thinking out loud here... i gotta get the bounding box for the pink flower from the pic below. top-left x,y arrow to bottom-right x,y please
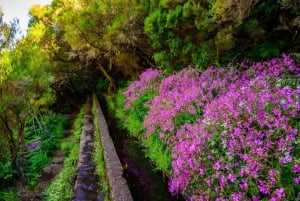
231,191 -> 243,201
292,165 -> 300,173
294,178 -> 300,184
275,188 -> 284,199
258,180 -> 270,195
213,161 -> 221,170
228,173 -> 236,182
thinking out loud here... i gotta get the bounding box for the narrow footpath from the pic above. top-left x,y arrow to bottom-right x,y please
20,111 -> 78,201
73,98 -> 102,201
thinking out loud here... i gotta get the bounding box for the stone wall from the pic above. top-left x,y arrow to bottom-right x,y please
93,94 -> 133,201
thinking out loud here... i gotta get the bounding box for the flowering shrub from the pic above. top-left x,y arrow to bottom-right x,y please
119,54 -> 300,200
171,80 -> 300,200
123,68 -> 162,110
121,68 -> 173,172
143,67 -> 240,147
120,68 -> 162,137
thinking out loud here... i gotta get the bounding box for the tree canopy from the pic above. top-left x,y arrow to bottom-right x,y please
143,0 -> 300,71
29,0 -> 154,92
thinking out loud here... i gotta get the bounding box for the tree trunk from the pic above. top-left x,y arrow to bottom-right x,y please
0,114 -> 17,169
96,63 -> 116,93
0,114 -> 26,185
16,120 -> 25,186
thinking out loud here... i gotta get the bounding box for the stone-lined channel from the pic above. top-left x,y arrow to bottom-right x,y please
99,95 -> 185,201
93,94 -> 133,201
74,95 -> 184,201
73,98 -> 102,201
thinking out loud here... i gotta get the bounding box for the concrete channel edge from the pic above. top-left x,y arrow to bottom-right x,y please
93,94 -> 133,201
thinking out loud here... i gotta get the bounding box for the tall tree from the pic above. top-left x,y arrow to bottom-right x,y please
29,0 -> 154,93
0,23 -> 55,185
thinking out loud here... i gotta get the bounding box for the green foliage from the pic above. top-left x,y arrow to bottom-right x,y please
43,162 -> 76,201
192,41 -> 217,71
0,161 -> 15,185
111,89 -> 156,137
0,141 -> 14,187
143,133 -> 172,173
24,114 -> 67,150
107,86 -> 172,173
126,92 -> 154,137
144,0 -> 217,69
246,42 -> 281,59
0,189 -> 19,201
106,89 -> 126,128
280,74 -> 300,89
29,0 -> 153,93
43,105 -> 86,201
0,10 -> 19,50
153,51 -> 172,71
0,22 -> 55,187
143,0 -> 300,70
96,77 -> 109,94
60,140 -> 72,155
24,152 -> 50,187
23,113 -> 68,187
173,109 -> 201,130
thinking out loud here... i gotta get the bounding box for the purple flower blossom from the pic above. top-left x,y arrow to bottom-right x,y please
26,140 -> 41,150
293,165 -> 300,173
239,180 -> 248,191
275,188 -> 284,199
258,180 -> 270,195
228,173 -> 236,182
268,170 -> 278,185
220,174 -> 227,188
213,160 -> 221,170
231,191 -> 243,201
252,195 -> 261,201
294,178 -> 300,184
206,178 -> 212,186
123,68 -> 162,109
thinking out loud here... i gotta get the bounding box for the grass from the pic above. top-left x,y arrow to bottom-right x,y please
0,188 -> 19,201
43,105 -> 86,201
143,132 -> 172,173
92,96 -> 110,201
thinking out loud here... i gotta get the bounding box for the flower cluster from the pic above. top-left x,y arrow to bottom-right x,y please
171,79 -> 300,200
143,67 -> 240,146
123,68 -> 162,110
122,55 -> 300,200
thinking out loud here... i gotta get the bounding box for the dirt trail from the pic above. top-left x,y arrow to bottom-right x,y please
19,111 -> 78,201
